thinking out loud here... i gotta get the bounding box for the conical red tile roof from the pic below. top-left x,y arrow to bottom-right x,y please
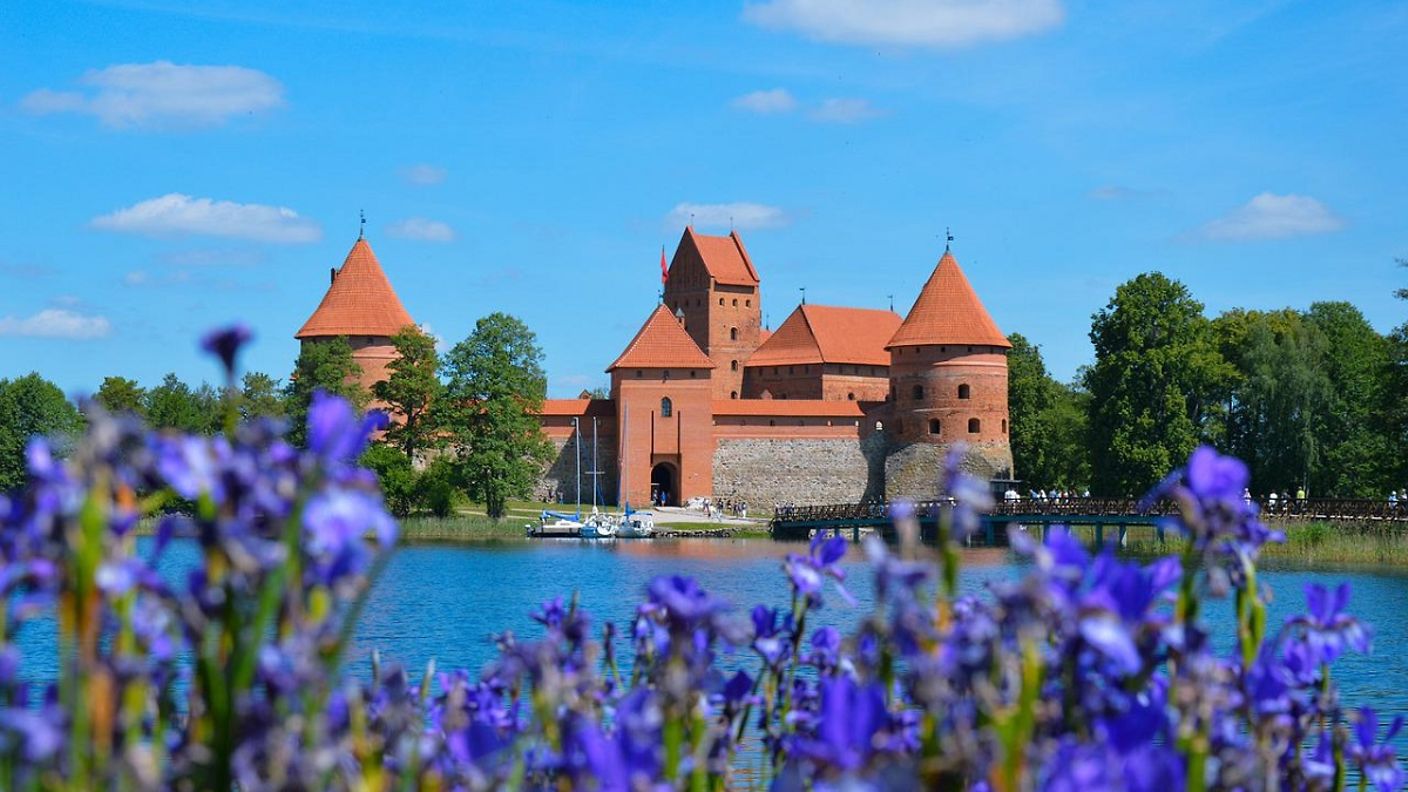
607,304 -> 716,371
887,250 -> 1010,349
296,238 -> 415,339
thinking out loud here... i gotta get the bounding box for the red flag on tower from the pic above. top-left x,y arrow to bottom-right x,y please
660,246 -> 668,286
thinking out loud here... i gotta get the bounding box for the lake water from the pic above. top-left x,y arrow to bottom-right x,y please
16,538 -> 1408,751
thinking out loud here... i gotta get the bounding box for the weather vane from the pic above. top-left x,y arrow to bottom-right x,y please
799,286 -> 807,305
359,209 -> 366,240
945,226 -> 954,251
887,293 -> 894,312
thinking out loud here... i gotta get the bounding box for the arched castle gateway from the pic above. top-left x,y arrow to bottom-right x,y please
299,229 -> 1013,507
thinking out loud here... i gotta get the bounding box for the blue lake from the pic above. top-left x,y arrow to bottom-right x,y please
17,538 -> 1408,746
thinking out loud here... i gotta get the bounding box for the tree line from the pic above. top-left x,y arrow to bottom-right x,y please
0,312 -> 553,518
1009,265 -> 1408,497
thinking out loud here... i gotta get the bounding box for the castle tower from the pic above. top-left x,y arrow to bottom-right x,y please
295,237 -> 415,394
607,305 -> 715,507
883,249 -> 1013,496
661,227 -> 762,399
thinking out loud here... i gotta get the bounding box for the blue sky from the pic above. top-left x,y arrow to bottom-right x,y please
2,0 -> 1405,397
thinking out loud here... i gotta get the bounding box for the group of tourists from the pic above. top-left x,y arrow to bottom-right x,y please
1003,487 -> 1091,502
1387,489 -> 1408,510
702,497 -> 748,521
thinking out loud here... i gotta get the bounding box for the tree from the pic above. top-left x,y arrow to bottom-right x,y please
439,313 -> 553,519
373,326 -> 441,458
1303,302 -> 1391,496
145,373 -> 215,434
0,373 -> 83,491
1084,273 -> 1231,495
285,337 -> 368,446
1213,310 -> 1331,494
240,372 -> 286,422
95,376 -> 146,416
1006,333 -> 1090,489
361,443 -> 418,517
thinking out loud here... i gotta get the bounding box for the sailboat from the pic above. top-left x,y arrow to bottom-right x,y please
611,403 -> 654,538
580,416 -> 617,538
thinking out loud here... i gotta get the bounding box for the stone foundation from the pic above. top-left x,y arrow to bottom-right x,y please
712,434 -> 887,509
535,433 -> 619,506
884,441 -> 1013,500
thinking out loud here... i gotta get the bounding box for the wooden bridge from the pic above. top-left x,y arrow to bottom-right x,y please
769,497 -> 1408,544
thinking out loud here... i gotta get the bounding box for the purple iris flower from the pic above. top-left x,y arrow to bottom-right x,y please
306,390 -> 387,464
1185,445 -> 1248,504
722,670 -> 753,704
796,675 -> 889,772
785,534 -> 853,606
751,605 -> 789,665
647,576 -> 727,625
155,435 -> 225,502
1350,707 -> 1405,791
199,324 -> 253,376
942,444 -> 993,539
303,488 -> 398,574
809,626 -> 842,670
1287,583 -> 1370,665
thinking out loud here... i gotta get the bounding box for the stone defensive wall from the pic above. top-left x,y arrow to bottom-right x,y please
535,400 -> 619,505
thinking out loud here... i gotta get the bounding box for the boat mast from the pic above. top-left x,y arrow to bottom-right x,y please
592,417 -> 600,509
573,416 -> 582,518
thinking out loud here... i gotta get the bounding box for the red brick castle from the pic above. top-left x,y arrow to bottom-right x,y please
298,228 -> 1013,508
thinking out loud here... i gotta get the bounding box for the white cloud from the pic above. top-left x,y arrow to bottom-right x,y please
743,0 -> 1064,48
0,308 -> 111,339
1196,193 -> 1345,241
123,270 -> 150,286
400,164 -> 448,185
21,61 -> 284,130
92,194 -> 321,243
732,88 -> 799,114
810,97 -> 883,123
386,217 -> 456,242
666,202 -> 789,231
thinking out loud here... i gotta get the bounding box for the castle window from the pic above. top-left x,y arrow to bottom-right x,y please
730,391 -> 738,399
719,298 -> 724,306
689,369 -> 696,378
730,327 -> 738,341
912,384 -> 924,400
929,419 -> 941,435
1002,418 -> 1008,433
769,419 -> 776,427
958,384 -> 971,399
660,397 -> 673,418
745,299 -> 751,307
968,418 -> 981,434
847,392 -> 855,400
731,360 -> 738,371
732,298 -> 738,306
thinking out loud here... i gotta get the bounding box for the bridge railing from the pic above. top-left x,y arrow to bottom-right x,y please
771,497 -> 1408,526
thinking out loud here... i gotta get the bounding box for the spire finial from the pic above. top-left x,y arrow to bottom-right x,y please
887,293 -> 894,312
359,209 -> 366,240
799,286 -> 806,306
945,226 -> 954,252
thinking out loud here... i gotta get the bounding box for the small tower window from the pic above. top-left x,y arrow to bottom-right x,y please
958,384 -> 971,399
660,397 -> 673,418
730,391 -> 738,399
730,327 -> 738,341
912,384 -> 924,400
732,298 -> 738,306
731,360 -> 738,371
1002,418 -> 1008,434
745,299 -> 751,307
769,419 -> 776,427
968,418 -> 981,434
847,392 -> 855,401
928,419 -> 941,435
719,297 -> 724,306
689,369 -> 697,378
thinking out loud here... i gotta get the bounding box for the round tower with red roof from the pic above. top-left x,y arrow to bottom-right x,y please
295,236 -> 416,396
883,248 -> 1013,497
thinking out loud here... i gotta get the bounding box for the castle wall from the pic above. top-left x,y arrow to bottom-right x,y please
883,440 -> 1014,501
712,430 -> 888,510
536,420 -> 620,505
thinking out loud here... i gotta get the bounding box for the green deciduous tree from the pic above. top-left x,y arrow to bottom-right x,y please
145,373 -> 218,434
360,443 -> 418,517
1084,273 -> 1231,495
373,326 -> 442,459
285,337 -> 367,446
439,313 -> 553,519
0,373 -> 83,491
1304,302 -> 1391,496
95,376 -> 146,416
1006,333 -> 1090,489
239,372 -> 286,422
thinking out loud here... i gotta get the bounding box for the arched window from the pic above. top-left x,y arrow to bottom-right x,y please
718,297 -> 724,306
968,418 -> 981,434
731,360 -> 738,371
730,391 -> 738,399
745,299 -> 751,307
928,419 -> 941,435
730,327 -> 738,341
660,397 -> 673,418
732,298 -> 738,306
1001,418 -> 1008,434
958,383 -> 971,399
912,384 -> 924,400
847,392 -> 855,401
